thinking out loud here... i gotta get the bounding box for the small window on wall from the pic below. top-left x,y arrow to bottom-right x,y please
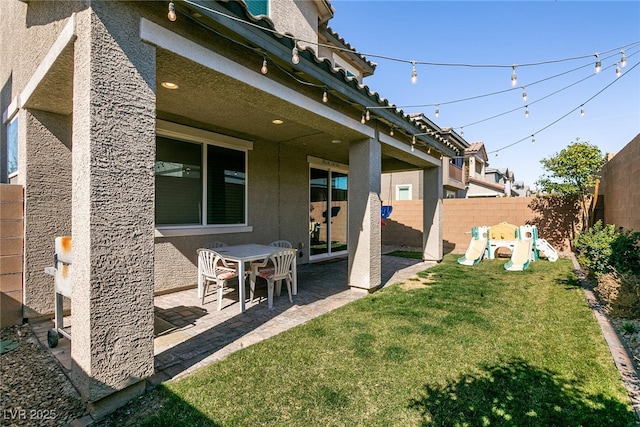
7,116 -> 18,176
396,184 -> 411,201
246,0 -> 268,16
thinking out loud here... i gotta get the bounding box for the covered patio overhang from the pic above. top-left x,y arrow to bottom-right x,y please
10,1 -> 448,416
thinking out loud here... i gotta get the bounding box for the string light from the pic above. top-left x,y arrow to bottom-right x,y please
260,56 -> 268,74
412,135 -> 416,145
361,112 -> 366,124
390,126 -> 394,136
521,86 -> 527,102
580,105 -> 585,116
594,53 -> 601,73
435,104 -> 439,118
168,1 -> 177,21
410,61 -> 417,84
620,50 -> 627,67
531,135 -> 535,145
411,144 -> 415,152
525,106 -> 529,118
164,0 -> 638,166
511,65 -> 517,86
615,63 -> 621,78
487,61 -> 639,157
365,109 -> 370,121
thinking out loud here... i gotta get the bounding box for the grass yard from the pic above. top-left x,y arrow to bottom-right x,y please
103,254 -> 636,426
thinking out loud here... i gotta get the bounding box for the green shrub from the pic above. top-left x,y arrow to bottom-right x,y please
610,229 -> 640,276
573,220 -> 617,277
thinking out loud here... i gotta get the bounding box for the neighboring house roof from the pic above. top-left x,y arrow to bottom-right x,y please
469,176 -> 506,192
192,0 -> 459,157
465,142 -> 488,161
319,25 -> 376,77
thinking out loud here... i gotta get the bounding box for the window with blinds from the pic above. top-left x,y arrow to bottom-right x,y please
155,136 -> 246,225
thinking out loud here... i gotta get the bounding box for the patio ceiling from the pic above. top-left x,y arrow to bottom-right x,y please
19,23 -> 432,172
156,48 -> 362,164
156,48 -> 426,170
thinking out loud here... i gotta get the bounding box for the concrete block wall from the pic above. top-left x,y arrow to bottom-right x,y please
382,197 -> 576,254
1,184 -> 24,327
381,200 -> 424,247
603,134 -> 640,232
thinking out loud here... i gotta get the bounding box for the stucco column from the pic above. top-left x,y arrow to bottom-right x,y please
348,137 -> 381,290
71,4 -> 156,415
422,166 -> 443,261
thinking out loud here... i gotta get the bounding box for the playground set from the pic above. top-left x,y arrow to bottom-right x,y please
457,222 -> 558,271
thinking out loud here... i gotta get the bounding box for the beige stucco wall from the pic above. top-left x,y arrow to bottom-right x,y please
269,0 -> 319,53
603,134 -> 640,232
381,171 -> 423,202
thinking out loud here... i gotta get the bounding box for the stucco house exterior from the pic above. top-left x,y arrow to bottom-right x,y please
0,0 -> 459,414
381,115 -> 469,202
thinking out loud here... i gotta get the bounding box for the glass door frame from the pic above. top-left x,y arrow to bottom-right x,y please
308,157 -> 349,262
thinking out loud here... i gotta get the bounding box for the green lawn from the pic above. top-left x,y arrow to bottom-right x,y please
107,255 -> 636,426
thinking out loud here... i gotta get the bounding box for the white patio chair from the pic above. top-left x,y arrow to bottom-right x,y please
249,248 -> 296,309
204,240 -> 228,249
269,240 -> 292,248
197,248 -> 239,310
250,240 -> 294,283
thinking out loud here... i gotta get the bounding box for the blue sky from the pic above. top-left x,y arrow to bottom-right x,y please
328,1 -> 640,189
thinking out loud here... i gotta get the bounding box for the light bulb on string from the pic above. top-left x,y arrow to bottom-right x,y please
525,106 -> 529,118
580,105 -> 585,117
615,63 -> 621,78
412,135 -> 416,145
460,127 -> 464,137
531,135 -> 535,145
522,86 -> 527,102
361,112 -> 366,124
390,126 -> 394,137
365,110 -> 370,121
620,51 -> 627,67
260,57 -> 268,75
410,61 -> 417,84
291,44 -> 300,65
167,1 -> 177,21
594,53 -> 601,73
411,144 -> 415,152
511,65 -> 517,87
322,88 -> 328,103
435,104 -> 439,118
495,152 -> 499,158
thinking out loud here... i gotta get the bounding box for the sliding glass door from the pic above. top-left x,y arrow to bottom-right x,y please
309,167 -> 348,259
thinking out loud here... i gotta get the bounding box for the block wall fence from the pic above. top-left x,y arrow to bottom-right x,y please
382,197 -> 579,255
602,134 -> 640,232
1,185 -> 24,327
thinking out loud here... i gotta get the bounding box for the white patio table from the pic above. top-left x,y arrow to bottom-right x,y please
198,243 -> 297,313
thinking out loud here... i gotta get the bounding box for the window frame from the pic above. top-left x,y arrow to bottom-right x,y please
396,184 -> 412,201
7,115 -> 18,178
155,120 -> 253,237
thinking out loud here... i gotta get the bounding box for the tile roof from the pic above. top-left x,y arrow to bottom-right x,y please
187,0 -> 459,156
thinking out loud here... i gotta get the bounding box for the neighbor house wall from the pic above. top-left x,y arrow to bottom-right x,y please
382,197 -> 577,254
602,134 -> 640,232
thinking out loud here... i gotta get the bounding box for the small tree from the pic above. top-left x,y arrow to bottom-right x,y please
536,139 -> 605,232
